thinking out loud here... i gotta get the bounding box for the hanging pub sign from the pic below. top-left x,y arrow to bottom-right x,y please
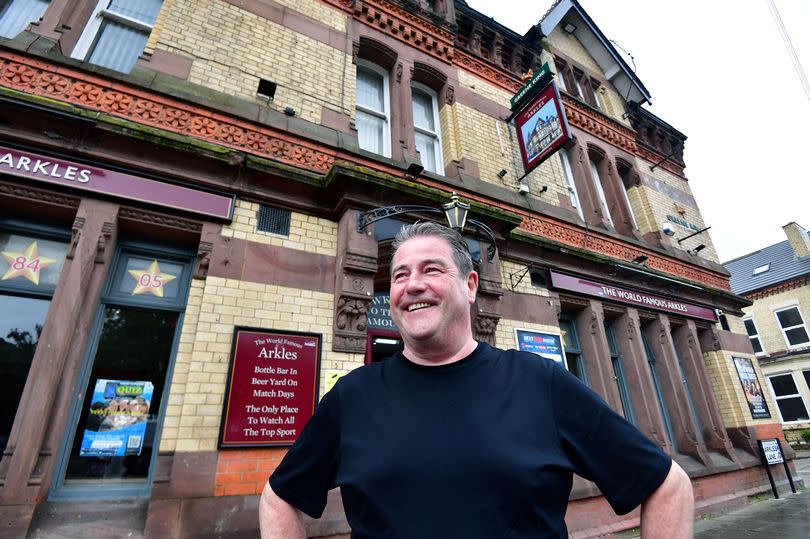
515,328 -> 565,365
732,357 -> 771,419
220,328 -> 322,448
514,81 -> 572,175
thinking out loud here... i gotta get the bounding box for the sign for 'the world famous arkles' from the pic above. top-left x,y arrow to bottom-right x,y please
220,328 -> 321,448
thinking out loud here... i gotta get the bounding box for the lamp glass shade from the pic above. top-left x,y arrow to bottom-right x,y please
443,195 -> 469,230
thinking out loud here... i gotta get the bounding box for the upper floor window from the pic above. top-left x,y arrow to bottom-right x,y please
616,162 -> 639,230
768,373 -> 809,423
411,83 -> 443,175
71,0 -> 163,73
0,0 -> 49,39
774,306 -> 810,348
743,317 -> 765,356
355,60 -> 391,158
588,158 -> 613,227
559,148 -> 583,220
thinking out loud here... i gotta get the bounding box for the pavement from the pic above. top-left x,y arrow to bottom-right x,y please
693,450 -> 810,539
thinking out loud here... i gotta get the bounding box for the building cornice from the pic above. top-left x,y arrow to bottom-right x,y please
0,48 -> 730,292
743,277 -> 809,301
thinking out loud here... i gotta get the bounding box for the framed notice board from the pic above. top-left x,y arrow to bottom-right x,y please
514,328 -> 565,367
219,327 -> 322,448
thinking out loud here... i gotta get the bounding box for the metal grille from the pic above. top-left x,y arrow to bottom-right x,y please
256,205 -> 291,236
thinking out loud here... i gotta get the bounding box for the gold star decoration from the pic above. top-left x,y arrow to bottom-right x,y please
128,259 -> 177,297
1,241 -> 56,285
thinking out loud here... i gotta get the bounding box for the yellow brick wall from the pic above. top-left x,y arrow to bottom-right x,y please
702,349 -> 779,429
161,276 -> 364,452
151,0 -> 353,124
741,283 -> 810,356
495,318 -> 561,352
634,166 -> 720,264
221,198 -> 337,256
500,259 -> 551,297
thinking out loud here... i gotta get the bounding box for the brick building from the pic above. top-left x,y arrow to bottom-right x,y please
0,0 -> 792,536
725,222 -> 810,447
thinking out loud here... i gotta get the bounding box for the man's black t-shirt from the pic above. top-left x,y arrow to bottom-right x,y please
270,342 -> 671,538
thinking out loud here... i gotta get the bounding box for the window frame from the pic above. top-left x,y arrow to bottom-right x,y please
411,81 -> 444,175
773,305 -> 810,349
49,239 -> 193,501
743,316 -> 766,356
588,158 -> 613,227
355,59 -> 392,159
767,372 -> 810,424
559,148 -> 584,221
0,0 -> 51,39
70,0 -> 162,72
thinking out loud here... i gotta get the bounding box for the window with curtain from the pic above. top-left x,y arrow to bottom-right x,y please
559,148 -> 583,220
71,0 -> 163,73
589,159 -> 613,226
412,83 -> 443,175
0,0 -> 50,39
617,166 -> 639,230
355,61 -> 391,158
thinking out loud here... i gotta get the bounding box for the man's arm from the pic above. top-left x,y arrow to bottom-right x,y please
639,460 -> 693,538
259,481 -> 306,539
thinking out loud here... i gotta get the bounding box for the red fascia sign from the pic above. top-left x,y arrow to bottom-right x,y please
514,81 -> 572,174
0,145 -> 234,221
220,328 -> 322,448
549,270 -> 718,322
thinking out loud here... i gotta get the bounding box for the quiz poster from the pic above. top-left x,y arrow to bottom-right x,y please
79,379 -> 153,457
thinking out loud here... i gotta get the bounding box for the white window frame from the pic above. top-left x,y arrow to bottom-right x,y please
767,372 -> 810,424
70,0 -> 160,69
589,159 -> 613,226
411,82 -> 444,175
742,316 -> 766,356
559,149 -> 583,220
355,59 -> 391,159
617,169 -> 638,230
753,263 -> 770,275
773,305 -> 810,349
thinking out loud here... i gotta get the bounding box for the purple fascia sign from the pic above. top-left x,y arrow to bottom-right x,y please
549,270 -> 718,322
0,145 -> 234,221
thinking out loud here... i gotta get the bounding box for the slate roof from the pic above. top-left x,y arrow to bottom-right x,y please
724,231 -> 810,295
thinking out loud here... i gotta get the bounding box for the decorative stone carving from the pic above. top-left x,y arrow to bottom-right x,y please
95,222 -> 113,264
194,241 -> 213,279
66,216 -> 85,260
334,295 -> 372,353
444,85 -> 454,105
473,313 -> 499,346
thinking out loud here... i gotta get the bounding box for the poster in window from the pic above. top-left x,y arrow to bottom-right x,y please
79,379 -> 153,457
514,81 -> 572,175
220,328 -> 321,448
515,329 -> 565,365
733,357 -> 771,419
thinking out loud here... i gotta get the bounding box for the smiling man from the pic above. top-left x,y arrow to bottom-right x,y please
260,222 -> 694,538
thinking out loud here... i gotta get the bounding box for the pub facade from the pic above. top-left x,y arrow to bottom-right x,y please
0,0 -> 792,536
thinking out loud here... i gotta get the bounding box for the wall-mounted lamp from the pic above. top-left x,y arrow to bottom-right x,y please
405,162 -> 424,180
283,106 -> 296,116
690,244 -> 706,255
563,22 -> 577,34
356,193 -> 498,261
257,79 -> 277,100
497,169 -> 508,179
632,255 -> 649,265
538,185 -> 548,194
518,183 -> 530,195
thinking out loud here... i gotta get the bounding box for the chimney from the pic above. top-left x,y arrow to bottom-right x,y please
782,222 -> 810,258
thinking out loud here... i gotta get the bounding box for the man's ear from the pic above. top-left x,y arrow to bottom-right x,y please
466,271 -> 479,304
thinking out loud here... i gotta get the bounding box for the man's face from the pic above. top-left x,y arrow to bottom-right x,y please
389,235 -> 477,347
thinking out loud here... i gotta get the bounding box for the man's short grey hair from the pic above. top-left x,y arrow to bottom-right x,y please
391,221 -> 474,277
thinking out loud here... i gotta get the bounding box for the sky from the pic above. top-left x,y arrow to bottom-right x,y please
465,0 -> 810,262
